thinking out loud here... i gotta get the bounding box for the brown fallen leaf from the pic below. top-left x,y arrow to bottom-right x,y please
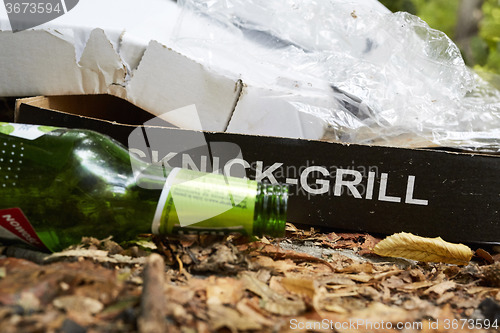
184,242 -> 250,273
45,249 -> 147,265
0,258 -> 123,307
280,277 -> 316,300
399,280 -> 435,291
240,273 -> 306,316
206,277 -> 244,305
358,234 -> 382,255
336,262 -> 374,274
436,292 -> 455,305
320,275 -> 357,286
481,262 -> 500,287
323,303 -> 348,314
241,242 -> 335,271
350,302 -> 410,323
339,273 -> 371,283
236,299 -> 276,327
208,304 -> 262,331
321,288 -> 359,298
53,295 -> 104,315
381,275 -> 407,290
372,269 -> 403,281
253,255 -> 299,273
476,248 -> 494,264
423,281 -> 456,296
373,232 -> 473,265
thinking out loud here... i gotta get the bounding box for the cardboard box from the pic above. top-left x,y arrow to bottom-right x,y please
15,95 -> 500,244
0,0 -> 389,144
0,0 -> 242,132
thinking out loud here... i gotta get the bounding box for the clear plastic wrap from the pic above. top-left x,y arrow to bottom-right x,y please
170,0 -> 500,152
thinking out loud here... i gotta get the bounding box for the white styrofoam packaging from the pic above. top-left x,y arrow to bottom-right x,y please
0,0 -> 351,140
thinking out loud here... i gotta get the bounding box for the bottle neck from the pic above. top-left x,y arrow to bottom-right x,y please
253,183 -> 288,237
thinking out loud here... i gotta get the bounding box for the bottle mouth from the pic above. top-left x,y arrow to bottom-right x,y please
253,182 -> 289,237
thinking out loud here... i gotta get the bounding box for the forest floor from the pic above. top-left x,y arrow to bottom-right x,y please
1,225 -> 500,333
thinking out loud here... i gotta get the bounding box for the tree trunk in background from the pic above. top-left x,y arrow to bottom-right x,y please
455,0 -> 484,65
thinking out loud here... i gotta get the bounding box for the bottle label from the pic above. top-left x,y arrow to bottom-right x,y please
152,168 -> 257,236
0,122 -> 57,140
0,208 -> 49,251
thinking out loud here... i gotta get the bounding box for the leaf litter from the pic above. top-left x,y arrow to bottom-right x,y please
0,228 -> 499,332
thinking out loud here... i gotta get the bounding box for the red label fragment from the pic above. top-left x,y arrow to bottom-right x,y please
0,208 -> 48,251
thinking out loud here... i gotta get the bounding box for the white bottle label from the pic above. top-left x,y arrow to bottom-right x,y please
0,122 -> 57,140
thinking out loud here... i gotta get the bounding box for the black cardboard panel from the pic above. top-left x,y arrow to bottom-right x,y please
16,98 -> 500,244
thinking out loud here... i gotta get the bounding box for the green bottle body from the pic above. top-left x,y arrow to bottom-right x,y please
0,123 -> 288,252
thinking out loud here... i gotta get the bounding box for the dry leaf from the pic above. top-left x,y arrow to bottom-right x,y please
320,275 -> 357,286
253,255 -> 298,273
53,295 -> 104,315
45,249 -> 146,265
323,303 -> 348,314
481,262 -> 500,287
322,290 -> 359,297
351,302 -> 410,322
476,248 -> 494,264
243,243 -> 335,271
424,281 -> 456,296
336,262 -> 374,274
344,273 -> 372,283
436,292 -> 455,304
236,299 -> 275,327
399,281 -> 435,290
373,269 -> 403,281
373,232 -> 473,265
280,277 -> 316,300
241,273 -> 306,316
206,277 -> 244,305
0,258 -> 122,307
381,275 -> 406,289
208,304 -> 262,331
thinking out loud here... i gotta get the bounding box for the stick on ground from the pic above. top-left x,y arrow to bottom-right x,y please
137,253 -> 167,333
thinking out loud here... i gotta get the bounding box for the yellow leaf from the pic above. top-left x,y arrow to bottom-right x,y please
373,232 -> 473,265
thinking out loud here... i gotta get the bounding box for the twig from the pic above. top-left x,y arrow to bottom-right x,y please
175,254 -> 184,275
137,254 -> 167,333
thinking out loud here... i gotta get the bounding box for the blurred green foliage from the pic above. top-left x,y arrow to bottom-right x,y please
412,0 -> 459,38
378,0 -> 417,14
379,0 -> 499,75
479,0 -> 500,74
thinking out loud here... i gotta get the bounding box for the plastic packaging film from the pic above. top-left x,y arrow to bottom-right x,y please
170,0 -> 500,152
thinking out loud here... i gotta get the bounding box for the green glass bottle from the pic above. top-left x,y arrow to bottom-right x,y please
0,123 -> 288,252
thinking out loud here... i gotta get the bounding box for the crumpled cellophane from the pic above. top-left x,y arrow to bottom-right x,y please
170,0 -> 500,152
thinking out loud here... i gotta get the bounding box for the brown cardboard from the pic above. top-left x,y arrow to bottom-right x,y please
15,95 -> 500,244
